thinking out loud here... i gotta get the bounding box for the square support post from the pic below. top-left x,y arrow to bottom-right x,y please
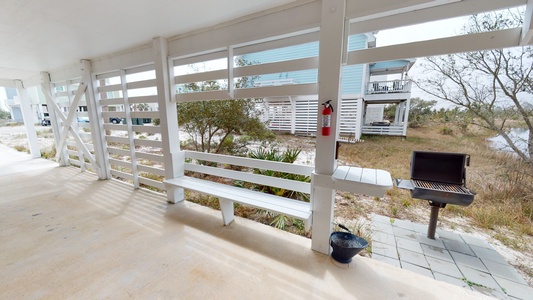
15,80 -> 41,158
311,0 -> 346,254
153,37 -> 184,203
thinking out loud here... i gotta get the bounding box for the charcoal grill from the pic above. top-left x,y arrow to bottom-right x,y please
395,151 -> 476,239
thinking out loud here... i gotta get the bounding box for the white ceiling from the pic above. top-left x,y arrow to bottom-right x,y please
0,0 -> 297,81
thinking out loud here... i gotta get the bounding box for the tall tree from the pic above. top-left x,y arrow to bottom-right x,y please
415,9 -> 533,166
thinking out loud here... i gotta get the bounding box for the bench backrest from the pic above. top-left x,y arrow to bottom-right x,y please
182,150 -> 313,194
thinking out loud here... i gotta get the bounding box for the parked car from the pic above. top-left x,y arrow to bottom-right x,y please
41,119 -> 51,126
77,117 -> 90,123
109,117 -> 122,124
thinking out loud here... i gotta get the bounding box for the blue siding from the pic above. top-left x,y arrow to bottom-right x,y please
240,34 -> 368,94
342,35 -> 366,94
242,41 -> 319,64
341,64 -> 363,94
251,70 -> 318,85
370,60 -> 410,71
347,34 -> 367,51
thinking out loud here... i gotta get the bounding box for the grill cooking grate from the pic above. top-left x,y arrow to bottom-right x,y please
412,180 -> 474,195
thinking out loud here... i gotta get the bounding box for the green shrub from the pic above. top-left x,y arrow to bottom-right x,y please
248,146 -> 309,201
440,126 -> 453,135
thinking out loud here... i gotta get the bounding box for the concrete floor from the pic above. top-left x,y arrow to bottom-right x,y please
0,145 -> 493,299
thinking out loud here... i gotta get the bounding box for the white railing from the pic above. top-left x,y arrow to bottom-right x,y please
366,80 -> 411,95
362,125 -> 405,136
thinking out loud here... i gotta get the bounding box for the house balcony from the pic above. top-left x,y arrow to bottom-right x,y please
364,80 -> 411,102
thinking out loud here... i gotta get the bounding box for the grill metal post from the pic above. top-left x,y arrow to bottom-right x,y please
428,202 -> 446,239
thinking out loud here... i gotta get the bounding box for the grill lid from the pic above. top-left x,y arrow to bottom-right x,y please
411,151 -> 469,185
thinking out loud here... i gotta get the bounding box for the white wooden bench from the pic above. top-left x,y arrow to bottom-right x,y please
164,150 -> 314,229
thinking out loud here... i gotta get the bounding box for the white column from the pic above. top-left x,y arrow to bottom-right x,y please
394,103 -> 401,124
81,59 -> 110,179
403,97 -> 411,136
120,70 -> 139,188
153,37 -> 184,203
15,80 -> 41,158
289,96 -> 296,134
355,99 -> 363,140
312,0 -> 346,254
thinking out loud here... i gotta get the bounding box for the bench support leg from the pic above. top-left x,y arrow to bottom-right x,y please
219,198 -> 235,225
167,186 -> 184,204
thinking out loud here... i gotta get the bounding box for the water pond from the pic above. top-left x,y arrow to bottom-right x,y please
487,128 -> 530,156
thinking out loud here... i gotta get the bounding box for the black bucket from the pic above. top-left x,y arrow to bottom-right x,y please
330,225 -> 369,263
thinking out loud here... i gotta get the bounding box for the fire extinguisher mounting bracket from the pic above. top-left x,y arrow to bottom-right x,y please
322,100 -> 334,112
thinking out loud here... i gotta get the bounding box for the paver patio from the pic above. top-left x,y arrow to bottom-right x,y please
371,214 -> 533,300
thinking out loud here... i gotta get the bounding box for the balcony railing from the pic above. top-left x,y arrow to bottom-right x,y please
362,125 -> 405,136
366,80 -> 411,95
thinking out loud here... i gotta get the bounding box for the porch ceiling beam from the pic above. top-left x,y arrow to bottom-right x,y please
521,0 -> 533,46
349,0 -> 527,35
347,27 -> 522,65
91,43 -> 154,75
48,62 -> 83,84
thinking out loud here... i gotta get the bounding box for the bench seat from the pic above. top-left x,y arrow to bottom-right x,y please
164,176 -> 312,228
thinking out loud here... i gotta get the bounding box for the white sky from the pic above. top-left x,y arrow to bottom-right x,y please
375,16 -> 468,107
375,17 -> 467,47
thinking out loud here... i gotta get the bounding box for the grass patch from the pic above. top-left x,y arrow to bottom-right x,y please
14,145 -> 29,153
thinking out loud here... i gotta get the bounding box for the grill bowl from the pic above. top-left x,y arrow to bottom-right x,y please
330,232 -> 368,263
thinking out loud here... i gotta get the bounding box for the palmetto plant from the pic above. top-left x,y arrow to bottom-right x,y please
248,146 -> 310,202
248,146 -> 310,230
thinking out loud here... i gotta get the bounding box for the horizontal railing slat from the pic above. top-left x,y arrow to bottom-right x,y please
184,163 -> 310,194
108,147 -> 131,157
100,98 -> 124,105
111,169 -> 134,181
234,57 -> 318,78
130,111 -> 159,118
109,158 -> 133,169
134,139 -> 162,148
234,83 -> 317,99
127,79 -> 157,90
137,165 -> 165,177
136,152 -> 164,162
105,136 -> 130,145
98,83 -> 122,93
129,95 -> 158,104
174,69 -> 228,84
184,150 -> 313,176
176,90 -> 231,102
139,177 -> 165,190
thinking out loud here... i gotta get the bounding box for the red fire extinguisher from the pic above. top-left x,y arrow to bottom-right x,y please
321,100 -> 333,136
